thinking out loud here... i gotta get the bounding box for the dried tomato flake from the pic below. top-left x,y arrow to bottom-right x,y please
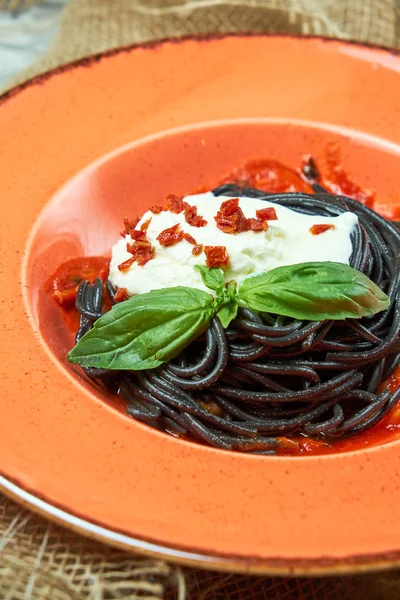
125,229 -> 154,267
310,224 -> 335,235
157,223 -> 184,246
127,231 -> 143,245
140,218 -> 152,232
166,194 -> 186,214
248,218 -> 268,231
183,232 -> 197,245
204,246 -> 229,268
256,207 -> 278,221
192,244 -> 203,256
149,205 -> 163,214
113,287 -> 130,302
215,198 -> 250,233
120,216 -> 141,237
184,205 -> 207,227
136,252 -> 153,266
118,257 -> 136,272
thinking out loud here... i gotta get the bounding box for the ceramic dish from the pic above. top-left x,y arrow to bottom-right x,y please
1,35 -> 400,574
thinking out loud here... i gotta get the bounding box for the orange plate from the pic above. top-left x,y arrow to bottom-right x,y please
1,35 -> 400,575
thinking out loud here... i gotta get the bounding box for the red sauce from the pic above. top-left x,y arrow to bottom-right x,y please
322,143 -> 375,207
46,256 -> 110,307
46,255 -> 111,333
215,144 -> 382,215
47,152 -> 400,455
217,159 -> 314,194
287,366 -> 400,455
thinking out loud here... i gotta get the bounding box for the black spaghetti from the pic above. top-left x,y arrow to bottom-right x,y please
72,186 -> 400,454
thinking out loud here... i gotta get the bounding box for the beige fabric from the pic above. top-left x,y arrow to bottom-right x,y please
4,0 -> 400,90
2,1 -> 400,598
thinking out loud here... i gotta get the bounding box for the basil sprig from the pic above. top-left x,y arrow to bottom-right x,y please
68,262 -> 390,371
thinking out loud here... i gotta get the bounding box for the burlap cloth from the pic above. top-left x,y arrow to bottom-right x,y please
2,1 -> 400,598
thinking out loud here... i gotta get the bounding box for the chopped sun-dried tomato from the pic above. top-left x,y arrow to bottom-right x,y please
120,216 -> 141,237
184,205 -> 207,227
256,207 -> 278,221
127,240 -> 154,266
166,194 -> 186,214
128,230 -> 146,241
214,198 -> 250,233
113,287 -> 130,302
157,223 -> 184,246
310,224 -> 335,235
248,218 -> 268,231
183,232 -> 197,245
140,218 -> 152,232
118,257 -> 136,272
125,229 -> 154,267
204,245 -> 229,268
149,205 -> 163,214
192,244 -> 203,256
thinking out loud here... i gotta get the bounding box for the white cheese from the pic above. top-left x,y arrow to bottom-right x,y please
108,192 -> 358,295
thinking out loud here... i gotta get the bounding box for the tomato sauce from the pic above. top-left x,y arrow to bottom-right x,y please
46,256 -> 111,332
47,152 -> 400,455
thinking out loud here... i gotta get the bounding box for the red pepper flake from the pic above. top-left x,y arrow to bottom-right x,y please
118,257 -> 136,272
140,218 -> 152,232
192,244 -> 203,256
157,223 -> 185,246
149,205 -> 163,214
120,216 -> 141,237
113,287 -> 130,302
215,198 -> 250,233
248,218 -> 269,231
256,207 -> 278,221
166,194 -> 186,214
204,245 -> 229,268
310,224 -> 335,235
183,232 -> 197,245
184,204 -> 207,227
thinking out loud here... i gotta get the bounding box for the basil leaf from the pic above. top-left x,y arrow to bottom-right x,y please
237,262 -> 390,321
195,265 -> 225,292
68,287 -> 215,370
226,280 -> 237,298
217,303 -> 238,328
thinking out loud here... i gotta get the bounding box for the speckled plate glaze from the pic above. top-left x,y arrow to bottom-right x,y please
1,35 -> 400,575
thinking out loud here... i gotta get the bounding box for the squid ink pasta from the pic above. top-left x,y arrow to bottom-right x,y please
69,185 -> 400,455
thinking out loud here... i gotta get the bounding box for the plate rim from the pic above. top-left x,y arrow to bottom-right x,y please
1,31 -> 399,107
2,32 -> 400,575
4,472 -> 400,576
